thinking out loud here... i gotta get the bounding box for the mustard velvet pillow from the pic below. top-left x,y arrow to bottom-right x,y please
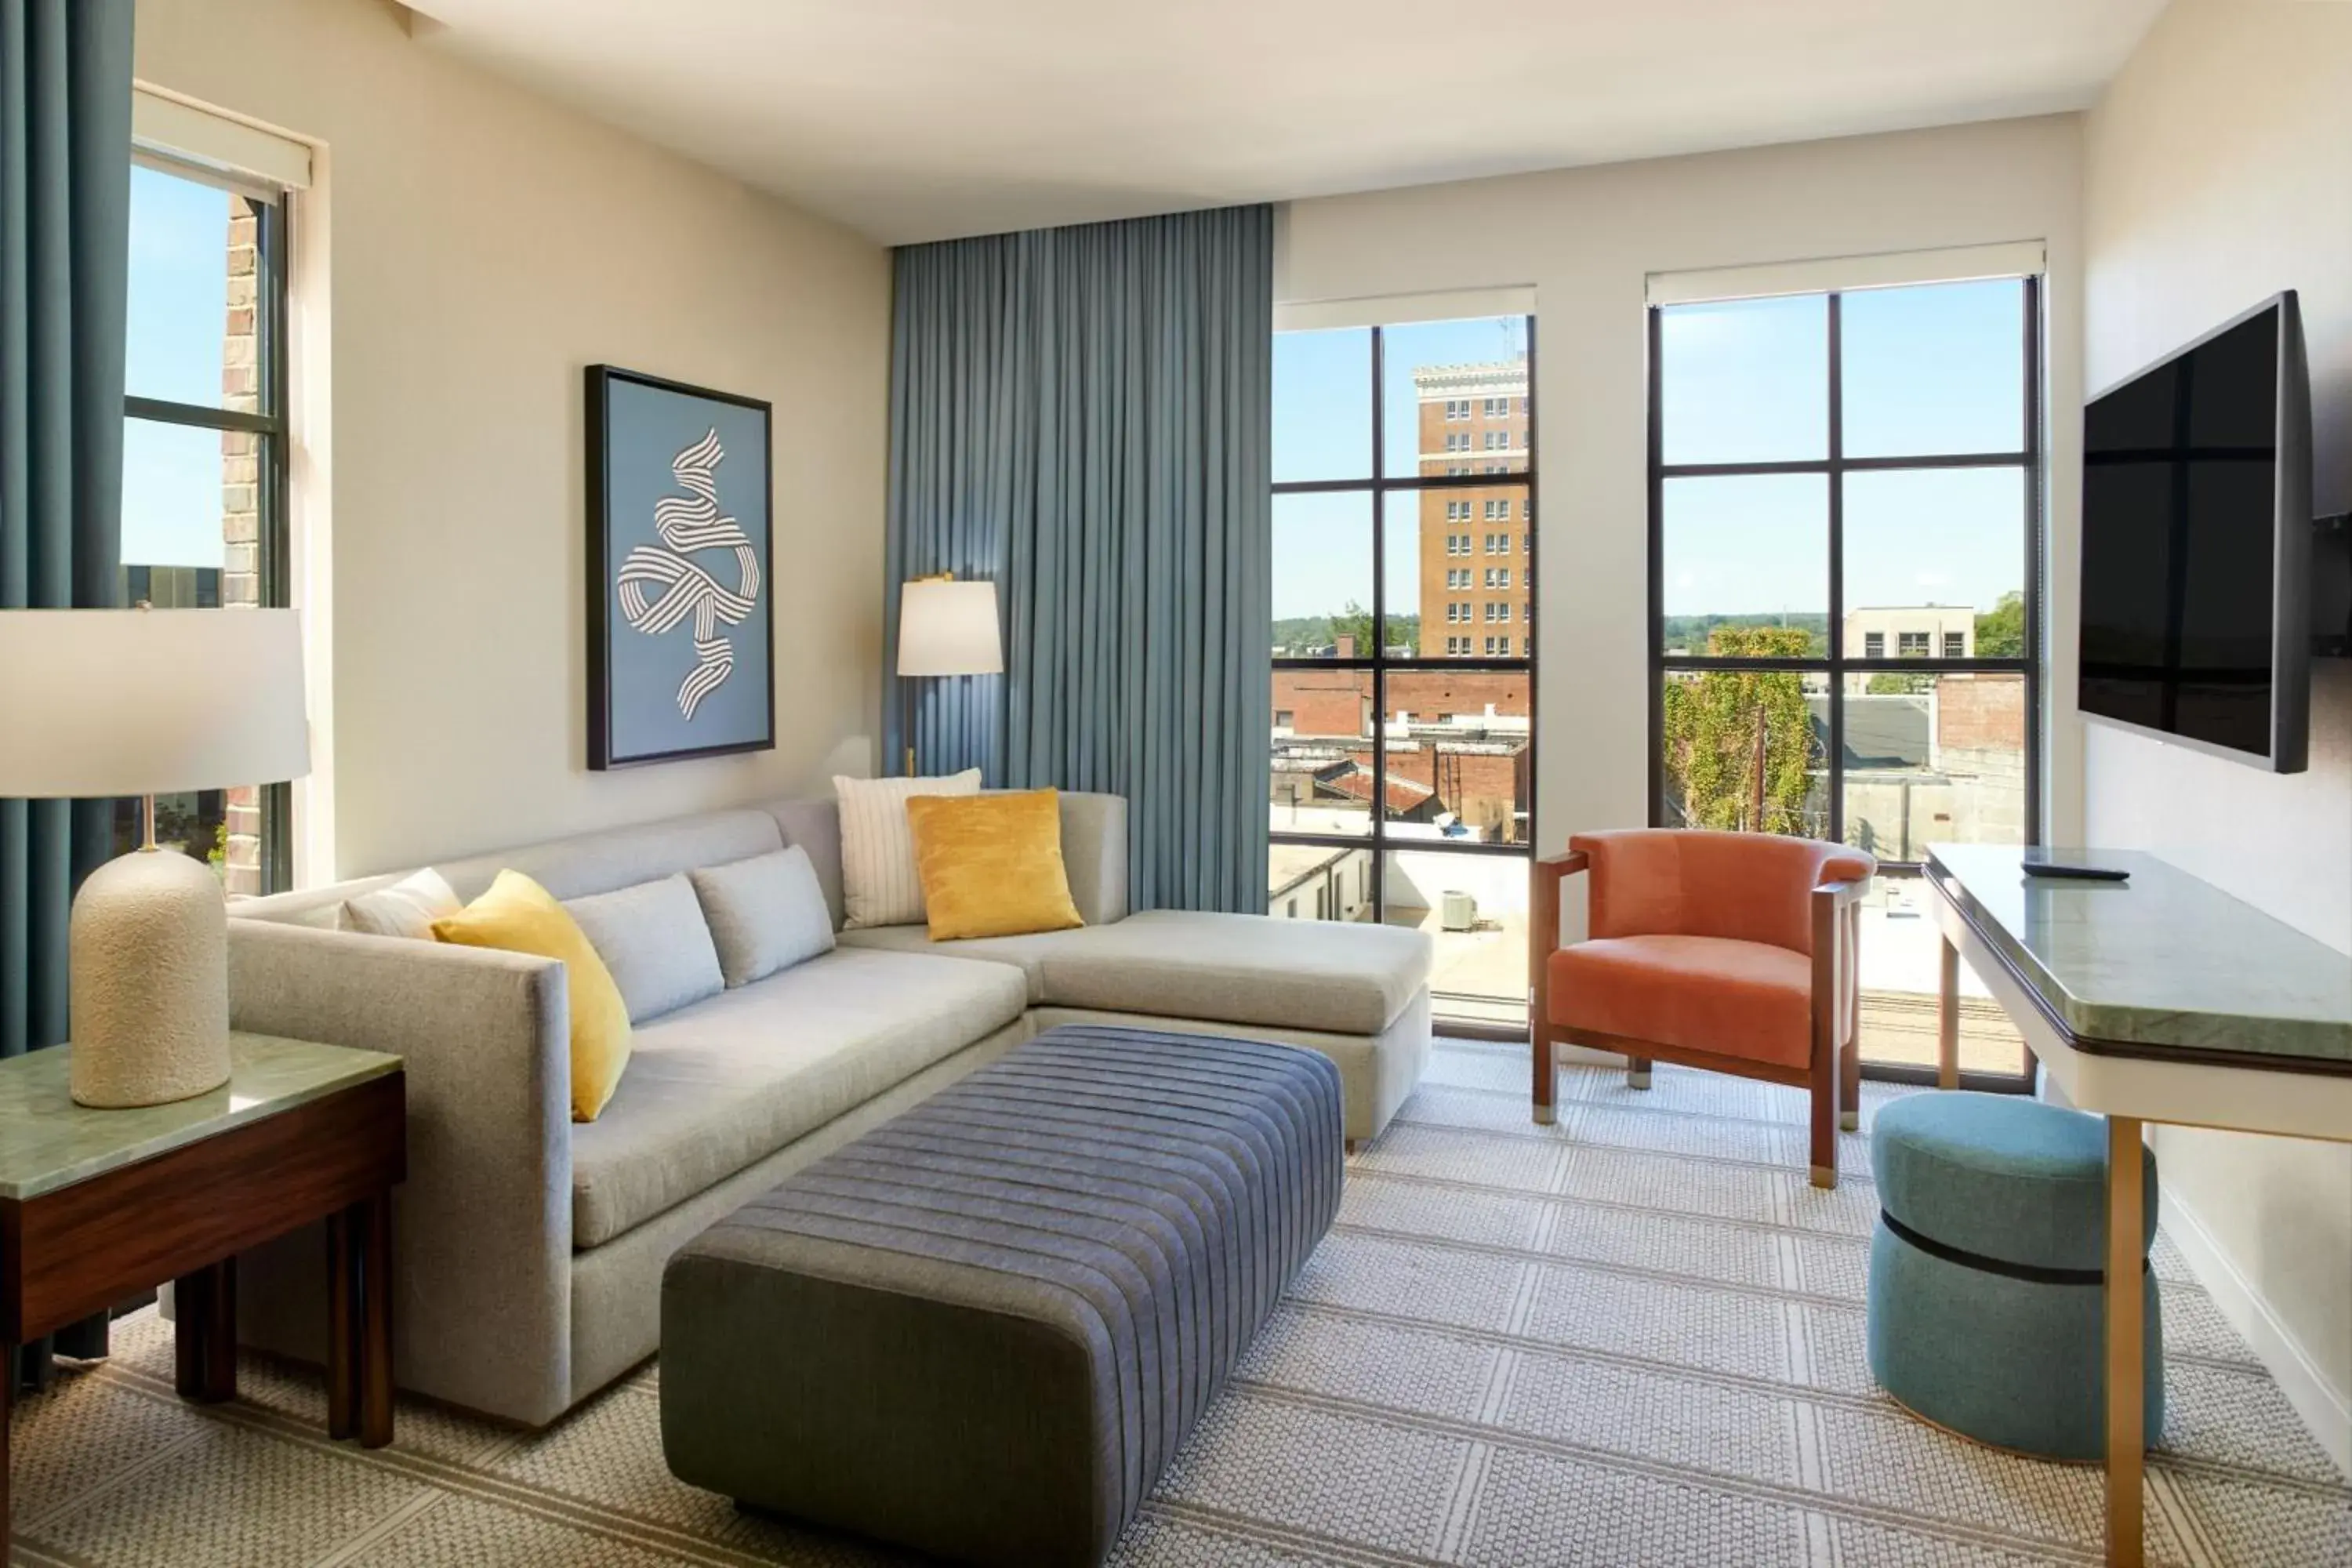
430,869 -> 633,1122
906,789 -> 1083,942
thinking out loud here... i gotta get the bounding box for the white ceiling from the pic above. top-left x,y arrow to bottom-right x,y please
401,0 -> 2166,246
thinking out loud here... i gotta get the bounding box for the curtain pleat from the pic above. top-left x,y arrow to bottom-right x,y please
0,0 -> 136,1391
884,205 -> 1272,913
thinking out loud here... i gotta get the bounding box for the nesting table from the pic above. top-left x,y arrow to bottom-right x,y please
1925,845 -> 2352,1568
0,1033 -> 406,1559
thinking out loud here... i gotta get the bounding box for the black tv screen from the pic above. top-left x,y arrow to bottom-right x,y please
2080,293 -> 2310,771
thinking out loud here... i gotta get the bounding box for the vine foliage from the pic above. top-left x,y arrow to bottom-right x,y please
1661,626 -> 1818,834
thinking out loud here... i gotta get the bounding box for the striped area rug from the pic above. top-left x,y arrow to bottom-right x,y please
7,1042 -> 2347,1566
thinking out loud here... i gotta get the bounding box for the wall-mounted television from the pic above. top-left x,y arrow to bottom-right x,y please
2080,292 -> 2311,772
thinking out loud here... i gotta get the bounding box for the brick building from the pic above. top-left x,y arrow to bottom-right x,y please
1271,666 -> 1531,840
221,197 -> 264,895
1412,357 -> 1530,659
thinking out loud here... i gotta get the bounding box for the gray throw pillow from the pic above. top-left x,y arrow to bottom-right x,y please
688,845 -> 836,988
563,873 -> 725,1024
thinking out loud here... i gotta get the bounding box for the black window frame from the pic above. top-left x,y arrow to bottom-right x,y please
124,153 -> 295,895
1646,276 -> 2045,1088
1272,317 -> 1540,1035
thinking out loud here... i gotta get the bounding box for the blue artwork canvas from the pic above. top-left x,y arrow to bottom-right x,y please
587,366 -> 774,768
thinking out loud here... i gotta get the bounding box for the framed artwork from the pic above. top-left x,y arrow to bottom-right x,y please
586,365 -> 775,769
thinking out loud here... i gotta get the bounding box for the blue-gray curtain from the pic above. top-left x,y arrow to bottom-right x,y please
885,204 -> 1272,913
2,0 -> 136,1381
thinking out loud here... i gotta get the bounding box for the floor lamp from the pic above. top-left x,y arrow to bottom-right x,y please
895,575 -> 1003,776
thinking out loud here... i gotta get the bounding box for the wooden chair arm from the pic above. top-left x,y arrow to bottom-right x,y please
1810,876 -> 1870,1051
1811,873 -> 1870,909
1528,850 -> 1588,1034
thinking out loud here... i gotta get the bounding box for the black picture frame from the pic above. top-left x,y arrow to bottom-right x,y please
586,365 -> 776,769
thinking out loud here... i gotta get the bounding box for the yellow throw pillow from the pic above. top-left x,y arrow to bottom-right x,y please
906,789 -> 1084,942
430,869 -> 633,1122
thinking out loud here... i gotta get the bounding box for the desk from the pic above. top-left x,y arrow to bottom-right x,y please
0,1033 -> 406,1560
1924,846 -> 2352,1568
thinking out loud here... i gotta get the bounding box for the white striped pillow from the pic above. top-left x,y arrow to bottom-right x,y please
833,770 -> 983,928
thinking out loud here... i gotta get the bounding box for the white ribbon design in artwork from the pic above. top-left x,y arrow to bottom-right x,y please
616,427 -> 762,721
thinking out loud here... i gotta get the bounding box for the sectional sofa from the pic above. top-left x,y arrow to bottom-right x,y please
221,791 -> 1432,1426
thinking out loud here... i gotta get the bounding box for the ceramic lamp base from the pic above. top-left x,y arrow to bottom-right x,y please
67,847 -> 230,1108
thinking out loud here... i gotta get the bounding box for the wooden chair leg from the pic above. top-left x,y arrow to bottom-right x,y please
1532,1029 -> 1556,1126
1626,1056 -> 1652,1090
1809,1052 -> 1838,1189
1839,1036 -> 1860,1133
1842,902 -> 1863,1131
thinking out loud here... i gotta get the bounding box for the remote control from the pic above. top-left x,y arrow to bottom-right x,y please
2020,861 -> 2130,882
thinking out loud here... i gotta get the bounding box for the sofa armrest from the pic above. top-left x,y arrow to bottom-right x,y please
227,920 -> 577,1425
1058,792 -> 1129,926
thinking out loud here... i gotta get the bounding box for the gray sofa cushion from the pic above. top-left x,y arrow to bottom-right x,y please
1037,909 -> 1432,1036
689,846 -> 835,988
760,789 -> 1130,931
833,922 -> 1096,1003
570,947 -> 1027,1248
659,1025 -> 1343,1568
563,874 -> 726,1024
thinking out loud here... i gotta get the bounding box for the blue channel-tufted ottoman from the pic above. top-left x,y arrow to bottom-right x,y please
1867,1091 -> 2163,1461
659,1024 -> 1344,1567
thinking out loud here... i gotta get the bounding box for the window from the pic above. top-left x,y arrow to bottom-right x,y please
1522,568 -> 1533,589
1650,274 -> 2039,1084
1270,314 -> 1537,1031
1523,637 -> 1532,655
122,157 -> 293,895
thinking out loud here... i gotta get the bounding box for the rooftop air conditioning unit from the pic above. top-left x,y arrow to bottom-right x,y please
1440,890 -> 1476,931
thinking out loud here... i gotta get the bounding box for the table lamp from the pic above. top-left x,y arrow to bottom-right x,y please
895,575 -> 1002,775
0,608 -> 309,1107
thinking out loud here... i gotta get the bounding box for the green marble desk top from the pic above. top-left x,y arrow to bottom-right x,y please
0,1033 -> 401,1201
1926,844 -> 2352,1067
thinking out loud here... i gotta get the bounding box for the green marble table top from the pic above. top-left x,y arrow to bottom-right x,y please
1926,844 -> 2352,1066
0,1033 -> 401,1201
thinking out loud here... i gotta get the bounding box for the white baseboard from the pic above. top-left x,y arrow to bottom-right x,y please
2158,1185 -> 2352,1478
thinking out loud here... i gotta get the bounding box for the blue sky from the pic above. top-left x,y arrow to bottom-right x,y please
122,164 -> 238,568
1273,279 -> 2029,625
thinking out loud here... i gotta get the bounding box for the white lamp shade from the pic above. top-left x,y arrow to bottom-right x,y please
0,608 -> 310,797
897,579 -> 1004,677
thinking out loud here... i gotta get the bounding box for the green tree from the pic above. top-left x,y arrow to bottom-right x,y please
1661,626 -> 1817,834
1975,590 -> 2025,659
1866,671 -> 1935,695
1327,600 -> 1418,656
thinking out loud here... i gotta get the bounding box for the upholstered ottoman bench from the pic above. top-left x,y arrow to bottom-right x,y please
1867,1091 -> 2164,1461
659,1024 -> 1345,1568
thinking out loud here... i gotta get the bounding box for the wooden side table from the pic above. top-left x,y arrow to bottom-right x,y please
0,1033 -> 406,1558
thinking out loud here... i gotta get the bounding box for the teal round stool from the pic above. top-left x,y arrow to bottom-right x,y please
1867,1091 -> 2162,1461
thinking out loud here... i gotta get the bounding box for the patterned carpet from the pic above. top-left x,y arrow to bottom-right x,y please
7,1042 -> 2348,1566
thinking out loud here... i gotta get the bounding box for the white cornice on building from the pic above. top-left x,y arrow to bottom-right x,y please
1410,359 -> 1529,401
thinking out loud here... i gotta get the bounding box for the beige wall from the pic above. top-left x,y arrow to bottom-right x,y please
135,0 -> 891,879
1276,113 -> 2087,866
2082,0 -> 2352,1467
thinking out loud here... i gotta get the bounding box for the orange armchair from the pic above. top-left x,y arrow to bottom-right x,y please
1530,829 -> 1875,1188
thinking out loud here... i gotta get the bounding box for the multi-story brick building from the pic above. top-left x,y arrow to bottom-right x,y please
1412,357 -> 1530,660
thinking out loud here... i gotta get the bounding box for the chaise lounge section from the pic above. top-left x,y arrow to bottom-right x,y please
221,791 -> 1429,1426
